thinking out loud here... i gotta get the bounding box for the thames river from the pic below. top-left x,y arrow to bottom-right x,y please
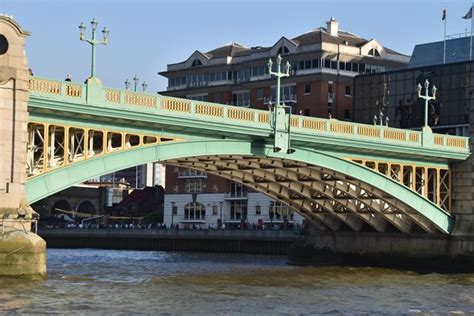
1,249 -> 473,314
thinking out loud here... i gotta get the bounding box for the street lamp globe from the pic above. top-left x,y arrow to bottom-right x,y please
78,22 -> 86,38
267,59 -> 273,73
102,27 -> 109,42
90,18 -> 98,31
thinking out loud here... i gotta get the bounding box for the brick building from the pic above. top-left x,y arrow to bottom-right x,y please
159,18 -> 410,229
159,18 -> 409,119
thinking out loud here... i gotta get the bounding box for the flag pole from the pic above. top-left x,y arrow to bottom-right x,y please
471,3 -> 473,60
443,7 -> 447,64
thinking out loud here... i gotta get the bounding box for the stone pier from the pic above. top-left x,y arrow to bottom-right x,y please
0,15 -> 46,278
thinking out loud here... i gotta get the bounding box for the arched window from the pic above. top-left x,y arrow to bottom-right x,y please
51,199 -> 72,216
368,48 -> 380,57
77,200 -> 96,214
191,59 -> 203,67
277,46 -> 289,55
184,202 -> 206,220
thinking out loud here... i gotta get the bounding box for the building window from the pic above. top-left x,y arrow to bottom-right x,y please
232,91 -> 250,107
256,205 -> 261,215
212,205 -> 218,215
339,61 -> 346,71
344,109 -> 351,120
304,108 -> 310,116
179,169 -> 207,178
256,88 -> 264,100
277,46 -> 289,55
172,204 -> 178,215
191,59 -> 202,67
304,84 -> 311,95
252,65 -> 265,77
328,81 -> 334,96
229,182 -> 247,197
184,179 -> 203,193
269,201 -> 293,221
324,59 -> 331,68
184,202 -> 206,220
330,60 -> 338,69
271,84 -> 296,103
230,201 -> 247,220
345,85 -> 351,96
187,94 -> 207,101
368,48 -> 381,57
351,62 -> 358,72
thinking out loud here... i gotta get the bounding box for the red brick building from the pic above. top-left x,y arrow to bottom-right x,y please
159,18 -> 409,120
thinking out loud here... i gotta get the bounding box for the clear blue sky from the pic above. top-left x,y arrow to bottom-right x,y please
3,0 -> 474,92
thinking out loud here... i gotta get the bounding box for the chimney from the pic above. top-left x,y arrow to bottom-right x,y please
326,17 -> 339,37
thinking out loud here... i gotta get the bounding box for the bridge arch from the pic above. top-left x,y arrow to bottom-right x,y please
51,199 -> 72,216
26,140 -> 454,234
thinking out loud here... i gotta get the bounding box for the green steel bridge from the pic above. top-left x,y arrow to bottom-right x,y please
26,76 -> 470,235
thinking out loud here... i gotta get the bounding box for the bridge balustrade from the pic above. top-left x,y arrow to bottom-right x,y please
28,76 -> 470,154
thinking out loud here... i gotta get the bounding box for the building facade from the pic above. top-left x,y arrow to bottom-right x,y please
353,37 -> 474,136
159,18 -> 409,229
163,167 -> 304,229
159,18 -> 409,119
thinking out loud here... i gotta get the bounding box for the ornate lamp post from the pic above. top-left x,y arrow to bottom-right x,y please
267,54 -> 295,154
267,55 -> 290,108
142,81 -> 148,92
417,79 -> 437,128
79,18 -> 109,78
133,75 -> 139,92
124,79 -> 130,90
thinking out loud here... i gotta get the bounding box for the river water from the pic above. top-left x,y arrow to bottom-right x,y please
1,249 -> 473,314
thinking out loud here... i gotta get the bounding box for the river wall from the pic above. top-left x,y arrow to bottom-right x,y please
39,229 -> 299,256
289,232 -> 474,272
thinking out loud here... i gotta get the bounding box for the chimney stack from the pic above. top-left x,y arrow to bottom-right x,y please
326,17 -> 339,37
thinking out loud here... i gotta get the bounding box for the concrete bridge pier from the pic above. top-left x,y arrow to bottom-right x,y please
0,15 -> 45,278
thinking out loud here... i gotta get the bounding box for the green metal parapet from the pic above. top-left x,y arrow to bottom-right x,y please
27,76 -> 471,163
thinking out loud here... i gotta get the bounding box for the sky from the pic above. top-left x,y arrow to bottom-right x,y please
3,0 -> 474,92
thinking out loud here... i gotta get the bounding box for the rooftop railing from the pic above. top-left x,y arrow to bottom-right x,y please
28,76 -> 470,152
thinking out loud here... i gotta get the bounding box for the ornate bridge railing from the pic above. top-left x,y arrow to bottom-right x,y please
28,77 -> 470,153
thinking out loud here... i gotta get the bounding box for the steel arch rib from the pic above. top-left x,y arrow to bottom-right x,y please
165,162 -> 339,232
170,158 -> 375,232
166,160 -> 353,232
173,157 -> 390,232
25,140 -> 454,234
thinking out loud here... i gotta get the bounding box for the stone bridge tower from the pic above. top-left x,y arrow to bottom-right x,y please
0,15 -> 30,214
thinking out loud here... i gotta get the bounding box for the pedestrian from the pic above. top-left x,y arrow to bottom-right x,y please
65,74 -> 72,82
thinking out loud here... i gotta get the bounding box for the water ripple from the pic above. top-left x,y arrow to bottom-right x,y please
0,248 -> 473,314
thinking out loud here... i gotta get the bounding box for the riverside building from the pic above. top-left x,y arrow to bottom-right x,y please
159,18 -> 410,229
353,35 -> 474,136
